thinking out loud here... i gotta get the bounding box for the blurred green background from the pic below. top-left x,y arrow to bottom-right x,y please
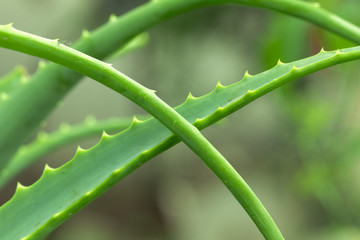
1,0 -> 360,239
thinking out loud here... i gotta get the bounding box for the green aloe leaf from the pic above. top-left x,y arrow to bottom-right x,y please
0,46 -> 359,240
0,116 -> 144,190
0,24 -> 284,239
0,0 -> 359,172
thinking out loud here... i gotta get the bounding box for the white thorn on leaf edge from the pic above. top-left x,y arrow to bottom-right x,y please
277,59 -> 284,66
243,70 -> 252,78
4,23 -> 14,28
291,65 -> 300,71
44,164 -> 55,172
17,182 -> 27,189
187,92 -> 196,100
132,116 -> 142,125
216,81 -> 225,88
102,130 -> 112,138
194,117 -> 204,123
335,49 -> 342,55
77,146 -> 87,153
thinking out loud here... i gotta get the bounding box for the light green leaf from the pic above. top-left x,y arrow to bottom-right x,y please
0,0 -> 359,172
1,46 -> 359,240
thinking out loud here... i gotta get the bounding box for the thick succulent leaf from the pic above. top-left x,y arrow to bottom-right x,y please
0,116 -> 148,190
0,24 -> 285,240
0,0 -> 359,172
0,27 -> 149,167
0,46 -> 359,240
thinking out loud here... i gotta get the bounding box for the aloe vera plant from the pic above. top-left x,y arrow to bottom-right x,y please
0,0 -> 359,239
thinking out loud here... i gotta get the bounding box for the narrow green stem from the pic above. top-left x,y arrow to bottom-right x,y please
84,0 -> 360,55
252,0 -> 360,44
0,25 -> 283,239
